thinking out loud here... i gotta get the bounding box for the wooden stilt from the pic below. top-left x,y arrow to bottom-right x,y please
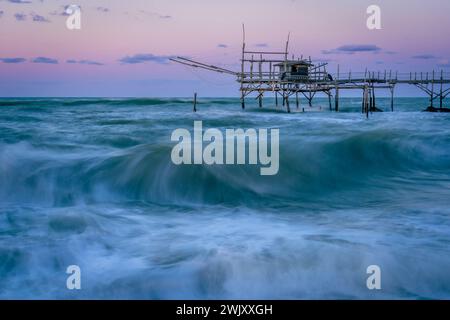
335,86 -> 339,112
296,92 -> 299,109
431,70 -> 435,108
275,91 -> 278,107
286,95 -> 291,113
361,88 -> 365,113
364,86 -> 369,118
440,70 -> 443,110
241,91 -> 245,109
390,86 -> 394,112
259,93 -> 263,108
193,92 -> 197,112
372,86 -> 376,112
328,91 -> 332,111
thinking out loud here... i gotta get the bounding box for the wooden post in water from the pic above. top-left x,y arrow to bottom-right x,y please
241,91 -> 245,109
275,91 -> 279,107
193,92 -> 197,112
259,93 -> 263,108
362,87 -> 366,115
335,87 -> 339,112
372,85 -> 376,111
440,70 -> 444,110
286,94 -> 291,113
308,92 -> 313,107
364,86 -> 369,118
328,91 -> 332,111
431,70 -> 435,108
335,64 -> 340,112
296,92 -> 299,109
390,85 -> 395,112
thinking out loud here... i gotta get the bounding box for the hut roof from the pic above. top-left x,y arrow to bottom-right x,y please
274,60 -> 313,67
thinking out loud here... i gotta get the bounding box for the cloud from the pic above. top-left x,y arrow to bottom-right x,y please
217,44 -> 228,48
50,5 -> 81,16
255,43 -> 268,48
118,53 -> 174,64
137,10 -> 172,19
322,44 -> 382,55
0,57 -> 27,63
31,13 -> 50,22
66,59 -> 104,66
96,7 -> 109,13
0,11 -> 4,18
412,54 -> 437,60
31,57 -> 58,64
14,13 -> 27,21
315,59 -> 334,64
8,0 -> 32,3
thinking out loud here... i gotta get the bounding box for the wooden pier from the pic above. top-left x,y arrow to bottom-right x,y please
170,28 -> 450,116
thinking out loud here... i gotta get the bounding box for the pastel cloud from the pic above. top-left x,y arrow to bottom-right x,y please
0,57 -> 27,63
96,7 -> 109,13
31,57 -> 58,64
14,13 -> 27,21
118,53 -> 174,64
138,10 -> 172,19
322,44 -> 382,55
412,54 -> 438,60
66,59 -> 104,66
31,13 -> 50,22
8,0 -> 32,3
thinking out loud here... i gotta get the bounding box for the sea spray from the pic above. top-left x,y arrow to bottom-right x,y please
0,98 -> 449,299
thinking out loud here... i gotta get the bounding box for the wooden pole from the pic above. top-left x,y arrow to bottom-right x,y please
328,91 -> 332,111
259,93 -> 263,108
335,86 -> 339,112
390,85 -> 394,112
275,91 -> 279,107
372,85 -> 376,111
364,86 -> 369,118
335,65 -> 340,112
193,92 -> 197,112
286,94 -> 291,113
250,56 -> 254,80
440,70 -> 443,110
296,92 -> 299,109
362,86 -> 366,115
240,24 -> 245,110
431,70 -> 435,108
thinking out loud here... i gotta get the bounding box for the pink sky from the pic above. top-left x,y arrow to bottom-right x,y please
0,0 -> 449,96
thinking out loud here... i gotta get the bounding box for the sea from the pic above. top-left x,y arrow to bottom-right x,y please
0,97 -> 449,299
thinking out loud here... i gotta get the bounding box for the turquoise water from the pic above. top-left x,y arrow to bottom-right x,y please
0,97 -> 450,299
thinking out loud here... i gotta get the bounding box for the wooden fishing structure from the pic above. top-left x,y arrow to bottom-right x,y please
170,27 -> 450,117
